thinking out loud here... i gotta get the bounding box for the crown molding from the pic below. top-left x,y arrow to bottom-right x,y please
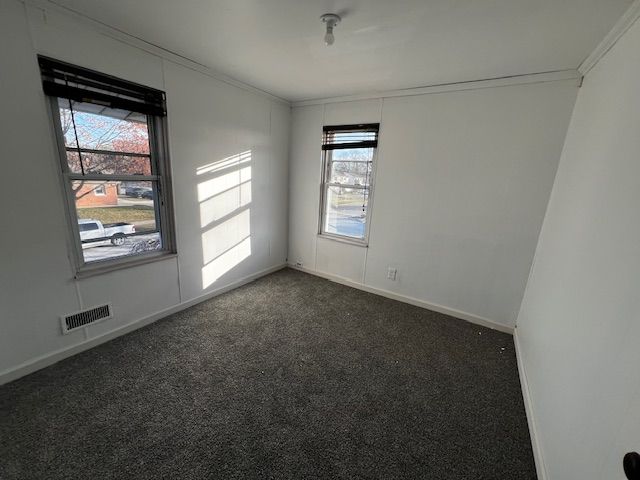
292,70 -> 581,107
578,0 -> 640,76
22,0 -> 291,105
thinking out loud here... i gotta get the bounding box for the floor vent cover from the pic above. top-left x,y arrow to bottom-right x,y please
61,304 -> 112,334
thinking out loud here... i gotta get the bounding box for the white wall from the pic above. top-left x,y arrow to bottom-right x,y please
516,14 -> 640,480
288,81 -> 578,329
0,0 -> 289,381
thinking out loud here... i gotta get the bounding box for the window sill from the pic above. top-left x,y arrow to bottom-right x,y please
74,252 -> 178,279
317,233 -> 368,248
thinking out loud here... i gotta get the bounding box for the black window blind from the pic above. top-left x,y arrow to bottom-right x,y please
322,123 -> 379,150
38,56 -> 166,117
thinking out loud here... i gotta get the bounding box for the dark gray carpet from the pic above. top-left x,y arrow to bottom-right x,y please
0,268 -> 535,479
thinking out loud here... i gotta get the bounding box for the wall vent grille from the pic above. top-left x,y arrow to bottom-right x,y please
61,304 -> 112,334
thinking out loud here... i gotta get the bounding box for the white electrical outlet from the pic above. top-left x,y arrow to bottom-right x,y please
387,267 -> 397,281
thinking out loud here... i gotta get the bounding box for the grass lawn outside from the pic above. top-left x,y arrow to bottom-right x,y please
77,206 -> 156,231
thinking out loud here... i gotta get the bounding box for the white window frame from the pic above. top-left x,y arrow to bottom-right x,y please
93,184 -> 106,196
319,124 -> 380,246
40,57 -> 177,278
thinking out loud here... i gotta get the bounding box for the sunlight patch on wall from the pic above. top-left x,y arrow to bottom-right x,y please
197,168 -> 243,203
198,150 -> 253,290
241,181 -> 251,204
197,150 -> 251,176
199,181 -> 251,228
201,208 -> 250,265
202,237 -> 251,289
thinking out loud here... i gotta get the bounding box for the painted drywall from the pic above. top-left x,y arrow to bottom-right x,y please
288,82 -> 578,329
0,0 -> 289,379
516,14 -> 640,480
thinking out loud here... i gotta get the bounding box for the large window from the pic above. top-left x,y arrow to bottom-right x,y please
38,56 -> 175,274
320,124 -> 379,243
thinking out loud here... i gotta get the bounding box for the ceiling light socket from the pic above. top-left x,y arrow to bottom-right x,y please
321,13 -> 341,46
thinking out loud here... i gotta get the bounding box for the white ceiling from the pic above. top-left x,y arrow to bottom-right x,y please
51,0 -> 633,102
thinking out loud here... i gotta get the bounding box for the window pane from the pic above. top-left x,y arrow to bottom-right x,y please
329,161 -> 372,186
71,180 -> 161,263
323,186 -> 368,239
58,98 -> 150,154
66,151 -> 151,176
331,148 -> 373,162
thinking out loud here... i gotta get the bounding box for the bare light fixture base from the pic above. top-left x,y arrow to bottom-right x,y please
320,13 -> 341,46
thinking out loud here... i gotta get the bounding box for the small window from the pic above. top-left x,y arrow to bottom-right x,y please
38,56 -> 176,273
320,124 -> 379,244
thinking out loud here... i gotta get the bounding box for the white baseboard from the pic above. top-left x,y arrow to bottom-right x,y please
288,263 -> 514,335
0,263 -> 286,385
514,328 -> 547,480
